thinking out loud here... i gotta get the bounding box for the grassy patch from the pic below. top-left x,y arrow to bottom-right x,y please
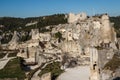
0,57 -> 26,80
104,54 -> 120,71
39,62 -> 64,80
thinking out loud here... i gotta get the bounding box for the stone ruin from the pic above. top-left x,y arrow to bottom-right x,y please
5,12 -> 120,80
67,12 -> 87,23
58,13 -> 118,80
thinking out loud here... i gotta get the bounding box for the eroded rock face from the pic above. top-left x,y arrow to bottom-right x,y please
31,29 -> 39,40
8,31 -> 20,49
9,31 -> 20,44
39,33 -> 51,42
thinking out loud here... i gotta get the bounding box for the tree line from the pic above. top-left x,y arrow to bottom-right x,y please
110,16 -> 120,37
0,14 -> 67,33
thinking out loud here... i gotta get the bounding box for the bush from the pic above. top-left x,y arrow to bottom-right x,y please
55,32 -> 63,43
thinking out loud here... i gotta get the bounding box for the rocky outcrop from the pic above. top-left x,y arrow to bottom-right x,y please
9,31 -> 20,44
8,31 -> 20,49
39,33 -> 51,42
31,29 -> 39,40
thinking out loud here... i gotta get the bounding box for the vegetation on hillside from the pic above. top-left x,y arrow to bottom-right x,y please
0,53 -> 6,59
0,57 -> 26,80
0,14 -> 67,33
110,16 -> 120,37
1,33 -> 12,44
38,62 -> 64,80
104,54 -> 120,71
55,32 -> 63,42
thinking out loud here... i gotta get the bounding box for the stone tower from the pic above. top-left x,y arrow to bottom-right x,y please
101,14 -> 112,44
90,47 -> 100,80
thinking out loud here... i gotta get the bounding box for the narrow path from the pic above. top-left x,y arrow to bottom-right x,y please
31,63 -> 50,80
57,66 -> 90,80
31,60 -> 56,80
31,69 -> 41,80
0,53 -> 15,70
3,53 -> 9,59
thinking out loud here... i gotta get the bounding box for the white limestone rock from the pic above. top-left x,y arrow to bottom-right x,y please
8,31 -> 20,49
25,21 -> 38,27
31,29 -> 39,40
39,33 -> 51,42
9,31 -> 20,44
93,21 -> 101,29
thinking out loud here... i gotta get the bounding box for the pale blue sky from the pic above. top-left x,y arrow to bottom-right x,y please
0,0 -> 120,17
